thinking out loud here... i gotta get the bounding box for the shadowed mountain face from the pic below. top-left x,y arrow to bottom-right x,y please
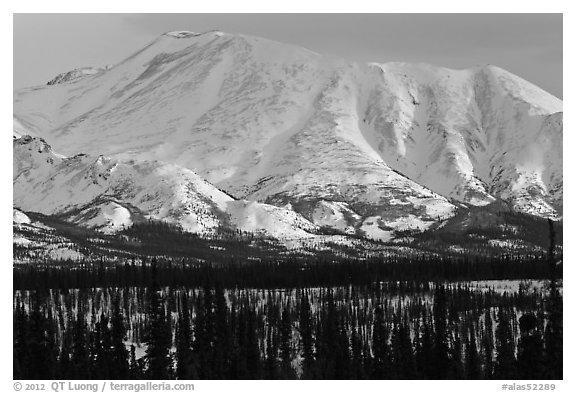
13,31 -> 562,241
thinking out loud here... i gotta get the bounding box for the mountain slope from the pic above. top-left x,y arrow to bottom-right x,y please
13,135 -> 317,238
13,30 -> 562,236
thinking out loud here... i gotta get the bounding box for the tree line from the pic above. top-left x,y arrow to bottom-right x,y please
14,252 -> 557,291
13,275 -> 562,380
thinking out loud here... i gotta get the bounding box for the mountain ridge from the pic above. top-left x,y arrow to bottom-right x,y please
13,30 -> 562,245
13,135 -> 319,239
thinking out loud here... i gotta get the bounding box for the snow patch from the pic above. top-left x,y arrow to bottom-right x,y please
360,216 -> 393,242
382,214 -> 434,232
13,209 -> 31,225
406,196 -> 457,220
13,236 -> 32,246
311,200 -> 358,233
82,202 -> 133,233
47,248 -> 84,261
226,200 -> 316,239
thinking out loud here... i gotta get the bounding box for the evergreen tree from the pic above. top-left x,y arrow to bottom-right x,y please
431,285 -> 450,379
265,315 -> 280,379
192,288 -> 210,378
92,311 -> 111,378
335,314 -> 351,379
229,303 -> 249,379
450,329 -> 465,379
45,307 -> 59,379
279,304 -> 296,379
494,307 -> 517,379
144,260 -> 173,379
416,316 -> 434,379
391,315 -> 416,379
372,304 -> 392,379
129,344 -> 143,379
71,306 -> 91,379
13,300 -> 28,379
517,313 -> 544,379
213,285 -> 229,378
482,309 -> 495,379
299,292 -> 315,379
465,324 -> 482,379
315,290 -> 341,379
350,321 -> 365,379
175,291 -> 195,379
245,308 -> 262,378
59,311 -> 73,379
110,293 -> 130,379
29,297 -> 58,379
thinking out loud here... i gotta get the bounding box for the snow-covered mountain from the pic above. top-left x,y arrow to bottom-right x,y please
13,30 -> 562,241
13,135 -> 317,238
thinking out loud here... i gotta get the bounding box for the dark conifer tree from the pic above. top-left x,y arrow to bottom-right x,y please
372,304 -> 392,379
517,313 -> 544,380
192,288 -> 210,378
246,308 -> 262,379
213,284 -> 229,378
71,306 -> 91,379
45,307 -> 59,379
279,304 -> 296,379
230,303 -> 249,379
362,339 -> 374,380
494,307 -> 517,379
391,315 -> 416,379
335,314 -> 351,380
431,285 -> 450,379
28,296 -> 57,379
144,260 -> 173,379
92,312 -> 111,379
465,324 -> 482,379
111,293 -> 130,379
450,329 -> 465,379
13,300 -> 28,379
299,292 -> 315,379
350,321 -> 365,379
416,316 -> 434,379
316,290 -> 340,378
265,316 -> 280,379
482,309 -> 495,379
175,291 -> 195,379
129,344 -> 143,379
59,318 -> 73,379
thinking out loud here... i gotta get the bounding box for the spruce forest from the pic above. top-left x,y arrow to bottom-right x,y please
13,221 -> 563,380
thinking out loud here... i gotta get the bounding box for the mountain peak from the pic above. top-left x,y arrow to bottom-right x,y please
163,30 -> 225,39
163,31 -> 201,38
14,31 -> 563,234
478,64 -> 562,113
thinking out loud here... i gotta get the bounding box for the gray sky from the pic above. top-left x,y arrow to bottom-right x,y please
13,13 -> 562,98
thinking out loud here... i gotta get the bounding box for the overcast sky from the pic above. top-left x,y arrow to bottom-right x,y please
13,13 -> 562,98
